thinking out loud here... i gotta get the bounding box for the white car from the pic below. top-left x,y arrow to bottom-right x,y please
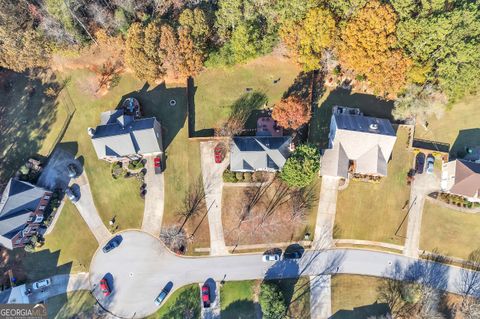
262,254 -> 280,262
32,279 -> 51,290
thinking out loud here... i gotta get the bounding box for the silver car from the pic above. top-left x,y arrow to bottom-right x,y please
262,254 -> 280,262
32,278 -> 51,290
154,289 -> 168,306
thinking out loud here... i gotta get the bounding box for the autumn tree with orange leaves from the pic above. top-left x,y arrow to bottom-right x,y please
272,97 -> 311,130
337,0 -> 411,96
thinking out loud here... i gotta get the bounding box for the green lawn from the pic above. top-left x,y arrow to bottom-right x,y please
148,284 -> 200,319
19,201 -> 98,282
334,127 -> 412,245
193,54 -> 301,132
331,275 -> 388,319
414,93 -> 480,157
46,290 -> 95,319
420,201 -> 480,259
221,280 -> 257,319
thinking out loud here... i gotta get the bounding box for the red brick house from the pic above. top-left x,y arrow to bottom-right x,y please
0,179 -> 52,249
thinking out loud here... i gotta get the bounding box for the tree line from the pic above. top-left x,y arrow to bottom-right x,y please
1,0 -> 478,113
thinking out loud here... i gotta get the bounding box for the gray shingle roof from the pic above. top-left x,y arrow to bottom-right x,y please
230,136 -> 292,172
0,179 -> 46,249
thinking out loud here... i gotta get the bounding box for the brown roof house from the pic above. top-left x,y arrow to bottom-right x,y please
321,106 -> 397,178
442,159 -> 480,202
0,179 -> 52,249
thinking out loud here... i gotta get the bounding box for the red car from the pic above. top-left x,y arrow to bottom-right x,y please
214,143 -> 225,164
100,278 -> 111,297
201,284 -> 210,308
154,156 -> 162,174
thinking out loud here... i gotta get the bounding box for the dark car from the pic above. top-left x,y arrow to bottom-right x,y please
100,278 -> 110,296
415,152 -> 426,174
65,187 -> 79,203
102,238 -> 120,253
154,156 -> 162,174
202,284 -> 211,308
154,289 -> 169,306
284,251 -> 302,259
67,164 -> 78,178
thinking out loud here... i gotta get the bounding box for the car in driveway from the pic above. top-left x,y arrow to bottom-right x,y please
415,152 -> 426,174
100,278 -> 111,296
65,187 -> 78,202
102,238 -> 120,253
201,284 -> 211,308
154,288 -> 169,306
284,251 -> 302,259
426,155 -> 435,174
262,254 -> 280,262
154,156 -> 162,174
67,163 -> 78,178
32,278 -> 51,290
214,143 -> 225,164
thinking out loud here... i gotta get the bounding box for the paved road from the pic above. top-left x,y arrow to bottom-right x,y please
141,156 -> 165,237
72,172 -> 111,244
200,141 -> 229,256
310,275 -> 331,319
314,176 -> 340,246
403,172 -> 439,257
87,230 -> 480,318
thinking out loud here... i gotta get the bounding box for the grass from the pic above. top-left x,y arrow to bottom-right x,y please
193,54 -> 301,132
331,275 -> 388,319
17,201 -> 98,282
147,284 -> 200,319
420,201 -> 480,259
46,290 -> 95,319
221,280 -> 257,319
334,127 -> 412,245
414,93 -> 480,158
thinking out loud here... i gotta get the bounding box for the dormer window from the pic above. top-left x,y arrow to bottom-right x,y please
43,195 -> 50,200
39,205 -> 46,211
34,216 -> 43,223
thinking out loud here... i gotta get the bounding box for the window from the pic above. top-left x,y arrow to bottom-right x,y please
39,205 -> 46,211
43,195 -> 50,200
34,216 -> 43,223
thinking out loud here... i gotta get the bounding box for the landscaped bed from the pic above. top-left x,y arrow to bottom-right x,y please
420,201 -> 480,259
334,126 -> 412,245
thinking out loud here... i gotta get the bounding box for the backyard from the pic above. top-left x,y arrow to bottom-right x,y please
46,290 -> 95,319
420,201 -> 480,259
331,275 -> 387,319
334,126 -> 412,245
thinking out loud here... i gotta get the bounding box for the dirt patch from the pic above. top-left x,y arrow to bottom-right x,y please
222,179 -> 311,246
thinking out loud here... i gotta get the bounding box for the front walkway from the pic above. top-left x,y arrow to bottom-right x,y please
314,176 -> 340,247
403,172 -> 439,257
141,155 -> 165,237
310,275 -> 332,319
200,141 -> 229,256
72,172 -> 111,244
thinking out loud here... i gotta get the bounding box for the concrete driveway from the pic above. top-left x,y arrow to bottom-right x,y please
200,141 -> 230,256
141,155 -> 165,237
314,176 -> 340,247
27,273 -> 90,304
87,230 -> 480,318
403,171 -> 440,257
72,172 -> 110,245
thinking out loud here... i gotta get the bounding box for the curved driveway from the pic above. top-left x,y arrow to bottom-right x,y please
90,230 -> 479,318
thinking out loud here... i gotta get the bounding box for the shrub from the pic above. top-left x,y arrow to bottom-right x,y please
355,74 -> 366,81
260,282 -> 287,319
235,172 -> 244,182
280,144 -> 320,187
243,172 -> 252,182
223,170 -> 237,183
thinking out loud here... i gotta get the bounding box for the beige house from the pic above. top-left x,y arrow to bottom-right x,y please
442,159 -> 480,202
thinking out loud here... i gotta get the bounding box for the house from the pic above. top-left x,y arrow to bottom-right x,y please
321,106 -> 397,178
442,159 -> 480,202
0,179 -> 52,250
230,136 -> 292,172
89,108 -> 163,162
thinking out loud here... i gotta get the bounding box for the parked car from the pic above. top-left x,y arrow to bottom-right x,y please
154,156 -> 162,174
262,254 -> 280,262
214,143 -> 226,164
201,284 -> 211,308
100,278 -> 111,296
415,152 -> 426,174
426,155 -> 435,174
65,187 -> 78,202
67,163 -> 78,178
32,279 -> 51,290
154,288 -> 169,306
284,251 -> 302,259
102,238 -> 120,253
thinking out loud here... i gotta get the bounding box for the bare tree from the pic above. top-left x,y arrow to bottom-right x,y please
291,184 -> 317,222
239,180 -> 271,226
160,225 -> 187,252
456,249 -> 480,318
177,177 -> 206,232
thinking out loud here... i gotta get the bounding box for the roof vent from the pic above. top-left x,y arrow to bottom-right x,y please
369,123 -> 379,130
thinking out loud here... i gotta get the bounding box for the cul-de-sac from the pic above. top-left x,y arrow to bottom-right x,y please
1,0 -> 480,318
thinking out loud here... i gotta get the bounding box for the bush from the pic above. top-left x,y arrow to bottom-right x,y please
280,144 -> 320,187
243,172 -> 252,182
260,282 -> 287,319
355,74 -> 366,81
128,160 -> 144,170
235,172 -> 244,182
223,169 -> 237,183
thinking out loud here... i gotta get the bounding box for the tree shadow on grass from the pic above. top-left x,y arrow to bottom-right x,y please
115,82 -> 188,150
450,128 -> 480,160
221,299 -> 257,319
308,87 -> 394,148
331,302 -> 391,319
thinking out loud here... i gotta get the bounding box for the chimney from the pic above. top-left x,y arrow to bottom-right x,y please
87,127 -> 95,137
